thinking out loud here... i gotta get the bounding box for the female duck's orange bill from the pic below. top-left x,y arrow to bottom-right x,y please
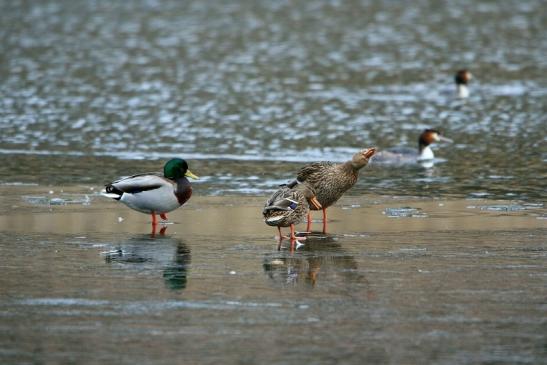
363,147 -> 377,159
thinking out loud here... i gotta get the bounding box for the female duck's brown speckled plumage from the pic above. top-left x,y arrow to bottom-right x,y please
288,147 -> 376,232
291,148 -> 376,209
263,183 -> 321,240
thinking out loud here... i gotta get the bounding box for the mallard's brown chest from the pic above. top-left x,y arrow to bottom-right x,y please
175,179 -> 192,205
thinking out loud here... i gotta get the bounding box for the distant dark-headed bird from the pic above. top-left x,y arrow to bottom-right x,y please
373,129 -> 452,165
455,69 -> 473,98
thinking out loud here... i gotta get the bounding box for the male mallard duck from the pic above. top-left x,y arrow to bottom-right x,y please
103,158 -> 198,225
373,129 -> 453,164
455,69 -> 472,98
263,183 -> 322,241
287,147 -> 376,233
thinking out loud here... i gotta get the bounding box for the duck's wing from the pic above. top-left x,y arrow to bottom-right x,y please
296,161 -> 335,182
107,173 -> 170,195
263,188 -> 299,213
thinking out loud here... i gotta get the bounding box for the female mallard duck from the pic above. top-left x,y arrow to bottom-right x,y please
287,147 -> 376,233
103,158 -> 198,225
263,183 -> 322,241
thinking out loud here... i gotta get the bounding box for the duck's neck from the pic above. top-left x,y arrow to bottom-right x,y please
174,177 -> 192,205
457,84 -> 469,98
418,145 -> 434,161
341,161 -> 364,174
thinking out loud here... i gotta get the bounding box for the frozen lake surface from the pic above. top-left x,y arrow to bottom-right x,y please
0,0 -> 546,363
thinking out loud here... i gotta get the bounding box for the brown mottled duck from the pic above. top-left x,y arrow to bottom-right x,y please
287,147 -> 376,233
263,183 -> 322,242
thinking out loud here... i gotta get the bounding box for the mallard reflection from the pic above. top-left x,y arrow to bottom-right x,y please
103,232 -> 191,291
163,241 -> 191,291
263,234 -> 363,288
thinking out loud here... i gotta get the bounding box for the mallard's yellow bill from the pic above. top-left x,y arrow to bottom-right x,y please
185,170 -> 199,180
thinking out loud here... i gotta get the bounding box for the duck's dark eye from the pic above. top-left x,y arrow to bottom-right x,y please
289,202 -> 297,210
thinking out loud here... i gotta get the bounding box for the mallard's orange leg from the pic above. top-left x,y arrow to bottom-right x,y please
160,213 -> 168,221
151,223 -> 167,237
322,208 -> 327,234
306,212 -> 312,232
151,213 -> 158,226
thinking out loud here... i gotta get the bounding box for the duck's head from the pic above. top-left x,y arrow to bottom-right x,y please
419,129 -> 453,150
454,69 -> 472,85
164,158 -> 199,180
351,147 -> 377,169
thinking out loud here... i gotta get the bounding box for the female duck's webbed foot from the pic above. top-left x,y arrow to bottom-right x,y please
289,224 -> 307,241
289,225 -> 306,251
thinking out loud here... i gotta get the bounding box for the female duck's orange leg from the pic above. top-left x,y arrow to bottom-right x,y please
306,212 -> 312,232
160,213 -> 168,221
289,224 -> 296,252
151,213 -> 157,226
322,208 -> 328,234
290,224 -> 297,240
290,224 -> 306,241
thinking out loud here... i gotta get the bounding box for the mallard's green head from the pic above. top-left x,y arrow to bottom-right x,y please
164,158 -> 199,180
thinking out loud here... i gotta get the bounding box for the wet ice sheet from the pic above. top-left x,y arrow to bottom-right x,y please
1,230 -> 545,364
22,193 -> 92,206
0,195 -> 546,364
383,206 -> 427,218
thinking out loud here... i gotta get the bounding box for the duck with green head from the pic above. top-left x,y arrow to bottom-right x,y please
103,158 -> 198,225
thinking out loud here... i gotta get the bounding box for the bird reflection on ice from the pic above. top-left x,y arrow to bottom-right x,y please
103,229 -> 191,291
263,234 -> 368,290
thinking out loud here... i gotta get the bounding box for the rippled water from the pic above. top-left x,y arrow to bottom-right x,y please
0,0 -> 546,200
